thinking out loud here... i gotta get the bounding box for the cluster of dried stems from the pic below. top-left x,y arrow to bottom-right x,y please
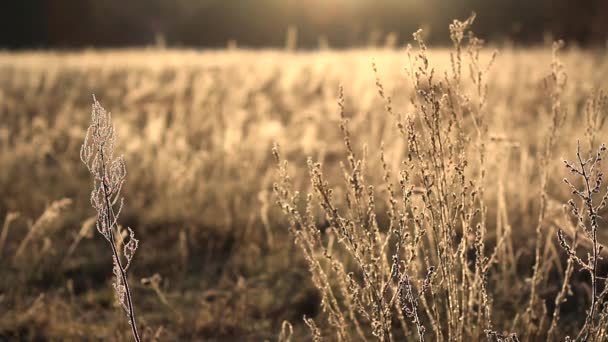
274,14 -> 608,342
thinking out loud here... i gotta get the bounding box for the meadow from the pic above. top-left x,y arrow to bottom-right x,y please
1,20 -> 608,341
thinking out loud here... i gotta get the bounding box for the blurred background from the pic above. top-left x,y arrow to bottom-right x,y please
2,0 -> 608,49
2,1 -> 608,340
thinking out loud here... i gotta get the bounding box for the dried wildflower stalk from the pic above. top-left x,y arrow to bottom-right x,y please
584,91 -> 608,156
560,141 -> 608,341
80,96 -> 141,341
546,206 -> 579,342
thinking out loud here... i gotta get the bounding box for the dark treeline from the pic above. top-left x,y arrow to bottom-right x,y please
1,0 -> 607,49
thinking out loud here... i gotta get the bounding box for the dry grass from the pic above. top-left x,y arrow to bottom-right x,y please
1,16 -> 608,340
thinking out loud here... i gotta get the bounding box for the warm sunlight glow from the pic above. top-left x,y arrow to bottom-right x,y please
3,1 -> 608,340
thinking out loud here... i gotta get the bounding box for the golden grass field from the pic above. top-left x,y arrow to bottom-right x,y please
1,28 -> 608,341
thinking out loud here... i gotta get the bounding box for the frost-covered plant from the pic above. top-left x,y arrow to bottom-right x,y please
81,96 -> 141,341
559,141 -> 608,341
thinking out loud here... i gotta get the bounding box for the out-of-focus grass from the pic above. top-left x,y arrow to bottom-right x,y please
0,46 -> 607,340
